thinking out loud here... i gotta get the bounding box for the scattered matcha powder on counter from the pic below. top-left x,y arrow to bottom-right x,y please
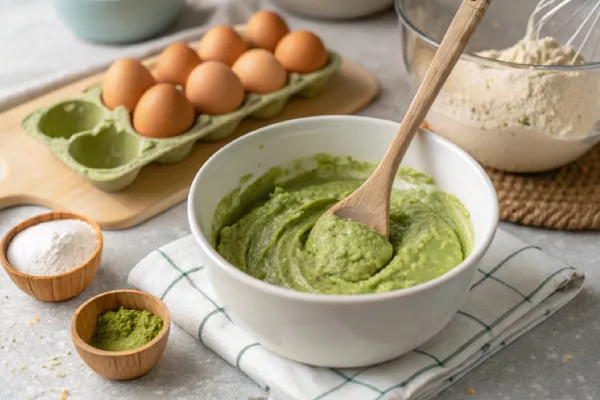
48,356 -> 61,365
90,306 -> 163,351
517,115 -> 531,126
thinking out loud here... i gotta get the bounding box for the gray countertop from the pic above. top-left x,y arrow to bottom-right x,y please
1,1 -> 599,399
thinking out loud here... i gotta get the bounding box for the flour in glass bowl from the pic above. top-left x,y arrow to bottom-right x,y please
419,31 -> 600,172
7,219 -> 98,276
436,36 -> 592,138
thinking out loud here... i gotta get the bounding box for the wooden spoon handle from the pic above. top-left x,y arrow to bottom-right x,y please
327,0 -> 491,237
377,0 -> 491,175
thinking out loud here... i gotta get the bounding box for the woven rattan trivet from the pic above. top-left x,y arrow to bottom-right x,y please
418,121 -> 600,230
484,144 -> 600,230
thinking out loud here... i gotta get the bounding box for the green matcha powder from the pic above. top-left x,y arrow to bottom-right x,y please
90,306 -> 163,352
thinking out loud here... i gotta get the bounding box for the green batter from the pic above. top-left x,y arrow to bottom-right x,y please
213,154 -> 473,295
89,307 -> 163,352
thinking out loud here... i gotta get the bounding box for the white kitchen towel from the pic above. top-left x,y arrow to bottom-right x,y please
127,228 -> 584,400
0,0 -> 259,112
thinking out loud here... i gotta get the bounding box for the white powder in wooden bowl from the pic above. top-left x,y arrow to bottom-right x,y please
7,219 -> 98,276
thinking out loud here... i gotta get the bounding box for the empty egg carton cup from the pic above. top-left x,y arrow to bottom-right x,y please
21,51 -> 341,192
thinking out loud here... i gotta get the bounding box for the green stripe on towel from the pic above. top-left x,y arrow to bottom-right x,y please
471,246 -> 540,289
484,273 -> 530,300
198,307 -> 227,341
160,267 -> 203,300
371,266 -> 575,398
456,310 -> 491,331
158,249 -> 232,322
315,265 -> 574,399
330,369 -> 384,394
313,368 -> 375,400
236,343 -> 260,371
413,349 -> 444,366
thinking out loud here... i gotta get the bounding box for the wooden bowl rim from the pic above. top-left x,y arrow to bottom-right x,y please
71,289 -> 171,357
0,211 -> 104,280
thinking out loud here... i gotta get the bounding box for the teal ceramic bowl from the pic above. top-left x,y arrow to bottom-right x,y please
53,0 -> 185,44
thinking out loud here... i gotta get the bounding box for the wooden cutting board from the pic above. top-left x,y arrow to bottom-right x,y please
0,48 -> 379,230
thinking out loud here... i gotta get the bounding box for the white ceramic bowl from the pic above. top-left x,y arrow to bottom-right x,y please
270,0 -> 393,20
188,116 -> 498,368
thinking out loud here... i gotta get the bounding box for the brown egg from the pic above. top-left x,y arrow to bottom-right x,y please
102,58 -> 155,111
197,25 -> 248,66
154,42 -> 201,86
232,49 -> 287,94
133,83 -> 196,138
185,61 -> 245,115
244,10 -> 289,52
274,30 -> 328,74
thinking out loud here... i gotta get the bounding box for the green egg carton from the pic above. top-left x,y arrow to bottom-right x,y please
21,51 -> 342,193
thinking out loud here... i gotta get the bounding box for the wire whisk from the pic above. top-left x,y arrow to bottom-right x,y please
527,0 -> 600,62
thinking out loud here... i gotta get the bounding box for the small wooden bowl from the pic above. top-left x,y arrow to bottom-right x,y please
71,289 -> 171,380
0,211 -> 103,302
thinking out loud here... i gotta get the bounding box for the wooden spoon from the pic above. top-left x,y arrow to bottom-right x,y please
328,0 -> 492,237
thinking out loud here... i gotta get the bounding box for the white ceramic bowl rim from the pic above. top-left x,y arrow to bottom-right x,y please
394,0 -> 600,70
188,115 -> 499,304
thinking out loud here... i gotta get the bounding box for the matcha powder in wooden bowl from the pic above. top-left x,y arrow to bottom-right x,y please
90,306 -> 163,352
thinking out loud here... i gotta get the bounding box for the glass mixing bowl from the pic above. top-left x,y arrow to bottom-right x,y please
395,0 -> 600,173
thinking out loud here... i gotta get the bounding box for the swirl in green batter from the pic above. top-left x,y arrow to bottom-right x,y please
213,154 -> 473,295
